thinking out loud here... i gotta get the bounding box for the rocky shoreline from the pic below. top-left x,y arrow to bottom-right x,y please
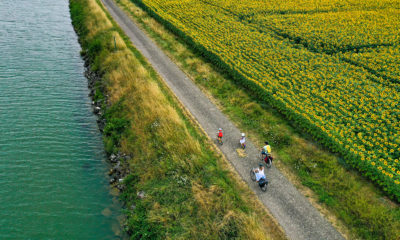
84,58 -> 130,194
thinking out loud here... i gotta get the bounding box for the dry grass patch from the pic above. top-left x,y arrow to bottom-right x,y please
110,32 -> 127,49
86,0 -> 112,38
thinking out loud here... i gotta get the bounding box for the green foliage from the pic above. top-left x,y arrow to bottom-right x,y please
218,217 -> 240,240
93,87 -> 104,104
69,0 -> 88,38
121,175 -> 164,239
87,38 -> 103,61
103,102 -> 130,153
128,204 -> 163,240
104,117 -> 129,141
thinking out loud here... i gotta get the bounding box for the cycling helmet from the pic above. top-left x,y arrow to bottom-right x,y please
219,128 -> 222,131
259,163 -> 263,167
242,133 -> 245,137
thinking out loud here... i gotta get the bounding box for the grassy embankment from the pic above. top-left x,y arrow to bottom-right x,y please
69,0 -> 287,239
114,0 -> 400,239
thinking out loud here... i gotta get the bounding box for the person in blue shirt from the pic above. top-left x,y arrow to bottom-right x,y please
255,164 -> 267,187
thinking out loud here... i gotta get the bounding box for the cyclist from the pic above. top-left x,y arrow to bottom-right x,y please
217,128 -> 223,143
258,163 -> 264,175
239,133 -> 246,149
255,167 -> 267,187
261,141 -> 271,158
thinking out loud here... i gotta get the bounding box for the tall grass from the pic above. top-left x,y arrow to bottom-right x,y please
115,0 -> 400,239
69,0 -> 286,239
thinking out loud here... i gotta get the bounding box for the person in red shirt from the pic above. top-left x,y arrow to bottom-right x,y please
217,128 -> 223,144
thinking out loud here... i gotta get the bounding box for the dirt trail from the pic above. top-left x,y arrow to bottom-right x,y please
101,0 -> 344,239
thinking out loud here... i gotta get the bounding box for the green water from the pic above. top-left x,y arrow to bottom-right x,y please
0,1 -> 123,239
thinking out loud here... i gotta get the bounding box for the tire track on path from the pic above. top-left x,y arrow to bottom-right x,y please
101,0 -> 344,239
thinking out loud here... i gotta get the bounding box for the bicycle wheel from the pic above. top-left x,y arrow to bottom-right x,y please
260,183 -> 268,192
250,169 -> 256,181
260,179 -> 268,192
265,157 -> 272,168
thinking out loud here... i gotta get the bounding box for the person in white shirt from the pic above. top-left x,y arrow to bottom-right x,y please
255,169 -> 265,182
258,164 -> 264,175
255,164 -> 267,187
239,133 -> 246,149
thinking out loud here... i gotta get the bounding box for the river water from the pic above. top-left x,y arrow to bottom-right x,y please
0,0 -> 122,239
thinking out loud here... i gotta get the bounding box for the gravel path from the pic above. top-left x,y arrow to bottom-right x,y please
101,0 -> 345,239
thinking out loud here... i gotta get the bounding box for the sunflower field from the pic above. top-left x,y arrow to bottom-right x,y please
133,0 -> 400,200
340,46 -> 400,83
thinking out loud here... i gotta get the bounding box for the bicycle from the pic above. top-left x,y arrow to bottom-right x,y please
250,167 -> 268,192
260,152 -> 273,168
217,136 -> 223,145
